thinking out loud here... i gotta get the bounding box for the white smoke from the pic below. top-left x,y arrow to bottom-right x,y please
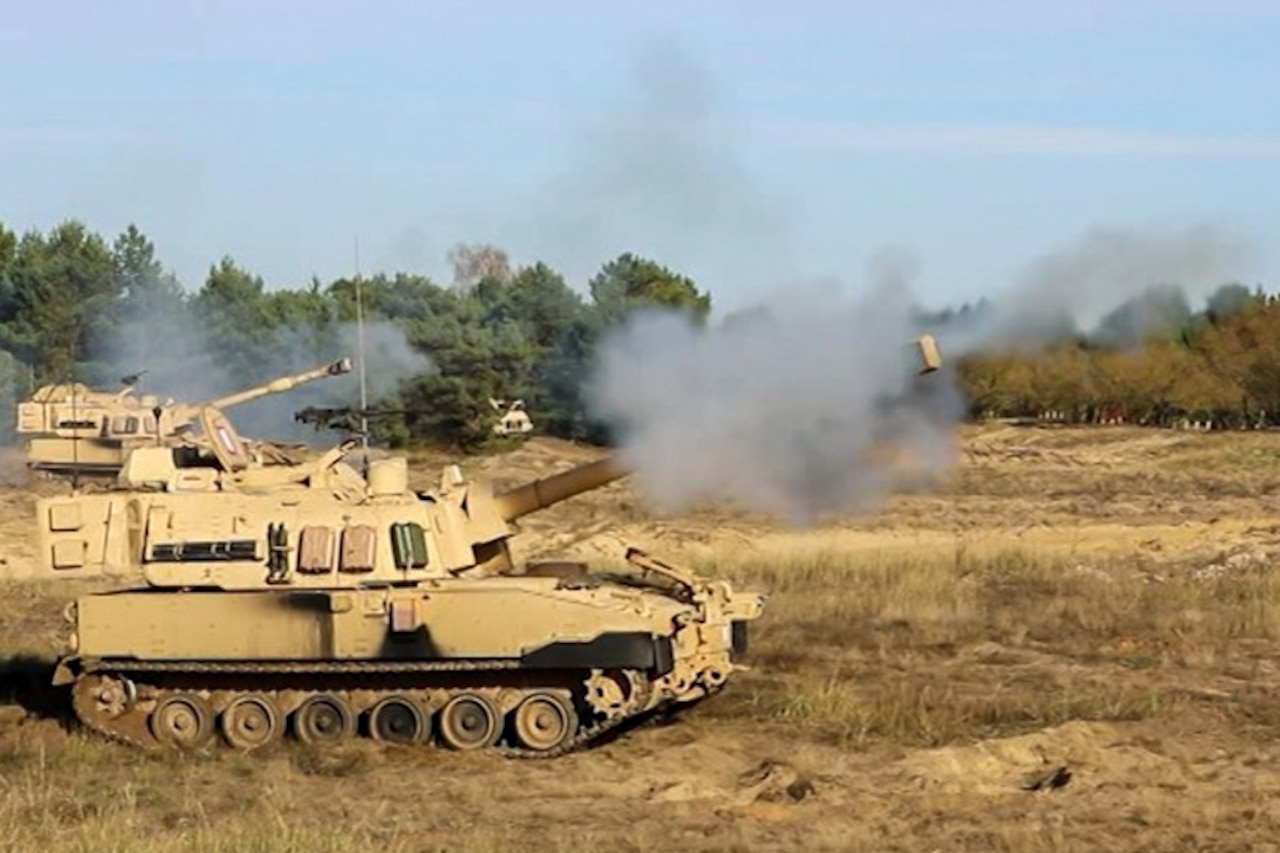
99,312 -> 433,443
955,225 -> 1255,353
543,43 -> 1257,524
527,40 -> 794,300
586,269 -> 964,524
586,226 -> 1259,524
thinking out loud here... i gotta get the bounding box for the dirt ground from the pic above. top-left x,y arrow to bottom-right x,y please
5,425 -> 1280,851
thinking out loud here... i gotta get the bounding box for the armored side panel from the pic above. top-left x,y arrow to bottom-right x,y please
73,582 -> 691,664
25,438 -> 130,478
36,493 -> 139,578
34,484 -> 506,587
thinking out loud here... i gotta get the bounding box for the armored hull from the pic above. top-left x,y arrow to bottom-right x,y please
61,554 -> 759,754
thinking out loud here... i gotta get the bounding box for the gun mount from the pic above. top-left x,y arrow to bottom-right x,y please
16,358 -> 352,480
294,395 -> 535,439
294,405 -> 428,433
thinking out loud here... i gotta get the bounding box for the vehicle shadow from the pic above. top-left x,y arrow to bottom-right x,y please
0,654 -> 71,723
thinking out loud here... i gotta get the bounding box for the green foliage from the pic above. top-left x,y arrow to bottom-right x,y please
0,222 -> 729,449
589,252 -> 711,327
101,224 -> 188,382
0,221 -> 119,382
0,223 -> 16,279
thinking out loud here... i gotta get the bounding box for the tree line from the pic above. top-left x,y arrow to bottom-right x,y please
0,220 -> 710,447
948,283 -> 1280,429
0,218 -> 1274,449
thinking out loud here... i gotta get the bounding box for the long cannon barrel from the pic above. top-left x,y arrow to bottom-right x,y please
175,358 -> 354,419
495,457 -> 630,522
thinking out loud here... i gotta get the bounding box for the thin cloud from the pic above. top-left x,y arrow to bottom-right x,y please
759,119 -> 1280,157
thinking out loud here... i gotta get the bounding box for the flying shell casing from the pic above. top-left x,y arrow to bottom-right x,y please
915,334 -> 942,374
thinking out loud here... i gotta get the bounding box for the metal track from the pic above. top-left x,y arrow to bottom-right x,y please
86,658 -> 523,675
71,659 -> 656,759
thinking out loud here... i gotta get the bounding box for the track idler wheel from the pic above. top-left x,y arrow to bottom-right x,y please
293,694 -> 355,746
437,693 -> 501,751
151,693 -> 215,750
221,694 -> 284,751
368,695 -> 429,745
512,692 -> 578,752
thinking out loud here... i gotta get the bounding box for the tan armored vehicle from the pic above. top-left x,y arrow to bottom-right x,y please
16,358 -> 353,480
490,397 -> 534,437
34,405 -> 764,755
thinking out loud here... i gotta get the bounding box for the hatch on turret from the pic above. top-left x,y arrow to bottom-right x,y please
199,406 -> 251,472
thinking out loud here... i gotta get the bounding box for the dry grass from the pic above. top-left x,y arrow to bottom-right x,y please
5,426 -> 1280,850
697,544 -> 1280,752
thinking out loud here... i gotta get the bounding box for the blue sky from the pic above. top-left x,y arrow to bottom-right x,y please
2,0 -> 1277,313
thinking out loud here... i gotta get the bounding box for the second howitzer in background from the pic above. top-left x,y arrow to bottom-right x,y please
16,358 -> 353,480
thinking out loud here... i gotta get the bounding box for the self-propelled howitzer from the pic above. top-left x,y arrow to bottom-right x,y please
16,358 -> 352,480
38,413 -> 763,755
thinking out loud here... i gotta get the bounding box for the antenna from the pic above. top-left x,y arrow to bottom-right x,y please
69,368 -> 80,492
354,236 -> 369,451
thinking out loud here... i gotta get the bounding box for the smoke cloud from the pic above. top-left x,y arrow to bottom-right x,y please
587,226 -> 1258,524
97,310 -> 432,444
528,40 -> 794,300
957,225 -> 1256,353
586,268 -> 965,524
564,43 -> 1265,525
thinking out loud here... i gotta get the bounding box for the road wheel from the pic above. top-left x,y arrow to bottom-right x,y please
437,693 -> 501,750
512,692 -> 578,752
293,694 -> 355,746
368,695 -> 428,745
151,693 -> 215,749
221,694 -> 283,751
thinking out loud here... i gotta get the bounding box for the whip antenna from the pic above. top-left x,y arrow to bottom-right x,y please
354,235 -> 369,451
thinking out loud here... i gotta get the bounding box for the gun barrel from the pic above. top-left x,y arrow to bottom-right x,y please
495,457 -> 629,521
196,358 -> 354,414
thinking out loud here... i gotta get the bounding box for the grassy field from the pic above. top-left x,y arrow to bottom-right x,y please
4,425 -> 1280,851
